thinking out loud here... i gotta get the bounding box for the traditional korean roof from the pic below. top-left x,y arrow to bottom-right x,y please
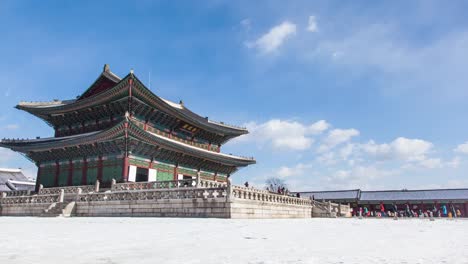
359,189 -> 468,202
299,190 -> 360,201
0,118 -> 255,170
16,65 -> 248,141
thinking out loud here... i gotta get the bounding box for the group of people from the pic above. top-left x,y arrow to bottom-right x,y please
244,181 -> 296,196
351,202 -> 463,218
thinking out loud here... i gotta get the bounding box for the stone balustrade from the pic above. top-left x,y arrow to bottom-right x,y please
111,179 -> 196,191
199,179 -> 227,188
0,190 -> 32,197
78,187 -> 227,202
38,182 -> 98,195
231,185 -> 312,206
0,194 -> 60,204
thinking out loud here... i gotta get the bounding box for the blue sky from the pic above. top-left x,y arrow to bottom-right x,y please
1,0 -> 468,191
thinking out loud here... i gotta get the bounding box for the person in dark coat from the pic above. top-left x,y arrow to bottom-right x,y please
392,203 -> 398,216
405,203 -> 411,217
244,181 -> 249,188
450,204 -> 457,218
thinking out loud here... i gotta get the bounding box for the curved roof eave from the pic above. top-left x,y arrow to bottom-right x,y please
0,120 -> 255,167
127,119 -> 255,167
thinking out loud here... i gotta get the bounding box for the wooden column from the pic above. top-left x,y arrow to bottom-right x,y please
122,156 -> 129,182
173,164 -> 178,181
82,157 -> 88,185
67,159 -> 73,186
54,161 -> 60,187
97,156 -> 103,183
35,163 -> 42,192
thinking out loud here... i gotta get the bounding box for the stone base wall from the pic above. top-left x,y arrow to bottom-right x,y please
75,198 -> 230,218
0,199 -> 313,219
230,198 -> 312,219
0,203 -> 51,216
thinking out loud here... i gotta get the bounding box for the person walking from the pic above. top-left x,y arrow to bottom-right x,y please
442,204 -> 448,217
392,203 -> 398,216
244,181 -> 249,188
450,204 -> 457,218
380,202 -> 386,217
456,208 -> 462,218
405,203 -> 411,217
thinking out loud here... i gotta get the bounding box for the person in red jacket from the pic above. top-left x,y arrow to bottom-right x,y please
380,202 -> 386,217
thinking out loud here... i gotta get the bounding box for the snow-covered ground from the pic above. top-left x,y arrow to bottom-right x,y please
1,217 -> 467,264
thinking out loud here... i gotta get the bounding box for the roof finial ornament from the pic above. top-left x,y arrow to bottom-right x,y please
103,64 -> 110,72
130,68 -> 134,75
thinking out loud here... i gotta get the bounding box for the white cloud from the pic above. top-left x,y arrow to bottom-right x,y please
318,128 -> 359,152
454,142 -> 468,154
447,157 -> 461,169
419,158 -> 443,169
247,21 -> 297,53
326,166 -> 398,190
232,119 -> 330,150
307,16 -> 318,32
316,151 -> 337,165
362,137 -> 433,162
308,120 -> 330,135
276,163 -> 312,178
339,144 -> 354,160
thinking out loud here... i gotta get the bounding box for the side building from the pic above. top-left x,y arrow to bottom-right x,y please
0,168 -> 35,192
0,65 -> 255,191
298,188 -> 468,217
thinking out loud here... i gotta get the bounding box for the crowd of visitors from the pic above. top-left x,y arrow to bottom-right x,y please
351,202 -> 463,218
244,181 -> 300,197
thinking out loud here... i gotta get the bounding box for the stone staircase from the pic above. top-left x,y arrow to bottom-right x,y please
41,202 -> 66,217
40,194 -> 78,217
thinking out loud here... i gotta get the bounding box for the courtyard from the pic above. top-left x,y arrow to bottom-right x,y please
0,217 -> 467,264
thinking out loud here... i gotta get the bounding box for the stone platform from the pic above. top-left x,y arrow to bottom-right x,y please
0,179 -> 350,218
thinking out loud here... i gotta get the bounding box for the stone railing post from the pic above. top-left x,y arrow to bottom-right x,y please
328,201 -> 332,217
226,177 -> 232,202
95,180 -> 100,192
196,171 -> 201,188
59,189 -> 65,203
75,188 -> 82,201
111,179 -> 116,190
38,184 -> 44,194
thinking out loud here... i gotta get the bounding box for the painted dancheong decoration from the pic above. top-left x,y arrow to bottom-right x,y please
0,64 -> 256,191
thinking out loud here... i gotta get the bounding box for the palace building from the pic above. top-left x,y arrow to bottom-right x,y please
0,65 -> 255,191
